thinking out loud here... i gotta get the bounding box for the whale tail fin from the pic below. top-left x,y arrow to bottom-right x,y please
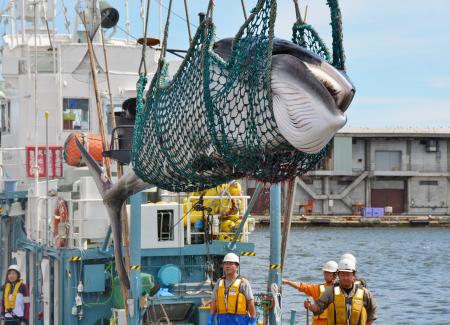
75,138 -> 131,289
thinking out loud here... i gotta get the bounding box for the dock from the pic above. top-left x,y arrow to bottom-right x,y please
253,215 -> 450,227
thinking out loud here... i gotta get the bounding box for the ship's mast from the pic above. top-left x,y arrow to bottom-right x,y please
33,0 -> 39,191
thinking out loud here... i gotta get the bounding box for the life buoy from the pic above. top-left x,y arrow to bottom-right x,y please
54,199 -> 69,248
63,132 -> 104,167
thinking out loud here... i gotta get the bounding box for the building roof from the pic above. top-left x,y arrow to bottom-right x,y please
337,128 -> 450,138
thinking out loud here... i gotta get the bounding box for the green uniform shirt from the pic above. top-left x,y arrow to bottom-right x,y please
314,284 -> 378,321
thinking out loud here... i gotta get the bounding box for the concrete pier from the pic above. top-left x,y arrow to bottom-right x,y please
254,215 -> 450,227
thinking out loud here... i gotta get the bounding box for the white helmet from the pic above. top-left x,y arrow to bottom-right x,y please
322,260 -> 338,273
223,253 -> 240,264
338,258 -> 356,273
7,264 -> 20,275
340,253 -> 357,265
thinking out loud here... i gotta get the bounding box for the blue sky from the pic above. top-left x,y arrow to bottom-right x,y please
4,0 -> 449,127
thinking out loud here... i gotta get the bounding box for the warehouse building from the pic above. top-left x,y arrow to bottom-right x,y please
247,128 -> 450,216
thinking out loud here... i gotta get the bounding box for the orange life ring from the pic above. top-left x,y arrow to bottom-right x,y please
54,199 -> 69,248
63,132 -> 104,167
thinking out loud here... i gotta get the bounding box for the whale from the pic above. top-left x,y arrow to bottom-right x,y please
75,37 -> 355,288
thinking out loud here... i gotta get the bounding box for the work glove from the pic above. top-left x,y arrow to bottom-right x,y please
207,313 -> 215,325
249,317 -> 258,325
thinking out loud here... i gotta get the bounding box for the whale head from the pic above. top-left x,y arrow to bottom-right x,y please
214,38 -> 355,153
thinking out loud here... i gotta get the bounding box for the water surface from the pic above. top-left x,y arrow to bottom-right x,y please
240,227 -> 450,324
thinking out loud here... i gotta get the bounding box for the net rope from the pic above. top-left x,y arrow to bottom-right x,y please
133,0 -> 336,192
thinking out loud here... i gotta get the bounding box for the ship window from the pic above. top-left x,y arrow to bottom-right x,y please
63,98 -> 89,130
102,98 -> 124,133
375,150 -> 401,171
419,180 -> 438,186
0,100 -> 11,134
157,210 -> 174,241
30,52 -> 57,73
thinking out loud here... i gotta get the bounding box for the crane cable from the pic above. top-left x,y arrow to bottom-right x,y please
183,0 -> 192,43
292,0 -> 302,22
241,0 -> 248,20
139,0 -> 152,75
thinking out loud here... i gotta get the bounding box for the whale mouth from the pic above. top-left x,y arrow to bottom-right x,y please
271,38 -> 355,113
302,62 -> 355,113
212,37 -> 354,154
213,37 -> 355,115
271,54 -> 347,154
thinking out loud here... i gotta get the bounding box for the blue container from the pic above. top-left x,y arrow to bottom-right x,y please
4,180 -> 17,193
198,306 -> 217,325
372,208 -> 384,217
158,264 -> 182,286
361,208 -> 373,217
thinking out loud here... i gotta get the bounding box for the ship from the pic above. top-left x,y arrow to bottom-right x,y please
0,1 -> 277,324
0,0 -> 353,323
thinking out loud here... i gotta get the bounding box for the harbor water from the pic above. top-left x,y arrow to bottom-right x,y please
241,226 -> 450,325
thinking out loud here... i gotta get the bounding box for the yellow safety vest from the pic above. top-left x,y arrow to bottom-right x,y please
3,280 -> 23,311
327,286 -> 367,325
313,284 -> 329,320
216,277 -> 247,315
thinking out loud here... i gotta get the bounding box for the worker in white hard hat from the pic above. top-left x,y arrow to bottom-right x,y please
338,253 -> 367,288
340,253 -> 356,265
208,253 -> 257,325
1,265 -> 30,325
304,259 -> 378,325
282,260 -> 338,325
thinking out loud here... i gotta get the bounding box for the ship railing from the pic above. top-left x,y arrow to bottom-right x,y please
67,197 -> 110,249
0,147 -> 28,191
26,194 -> 59,245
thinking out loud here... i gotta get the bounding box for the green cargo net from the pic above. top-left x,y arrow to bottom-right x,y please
292,0 -> 345,70
132,0 -> 326,192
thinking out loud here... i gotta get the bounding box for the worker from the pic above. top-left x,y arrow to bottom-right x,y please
1,265 -> 30,325
282,260 -> 338,325
340,253 -> 356,265
209,253 -> 257,325
304,259 -> 377,325
339,253 -> 367,287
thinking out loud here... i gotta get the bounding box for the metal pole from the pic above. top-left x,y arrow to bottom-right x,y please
281,178 -> 296,269
33,0 -> 39,192
228,183 -> 263,249
128,192 -> 145,324
269,183 -> 281,325
125,0 -> 130,43
306,298 -> 310,325
290,309 -> 297,325
45,111 -> 49,245
21,0 -> 25,44
100,226 -> 112,253
159,0 -> 162,42
100,28 -> 122,178
81,13 -> 112,179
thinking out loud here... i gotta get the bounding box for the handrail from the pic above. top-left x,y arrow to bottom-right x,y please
186,195 -> 251,245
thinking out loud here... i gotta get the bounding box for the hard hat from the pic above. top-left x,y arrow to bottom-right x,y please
337,258 -> 356,273
340,253 -> 357,265
7,264 -> 20,276
322,260 -> 338,273
223,253 -> 240,264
